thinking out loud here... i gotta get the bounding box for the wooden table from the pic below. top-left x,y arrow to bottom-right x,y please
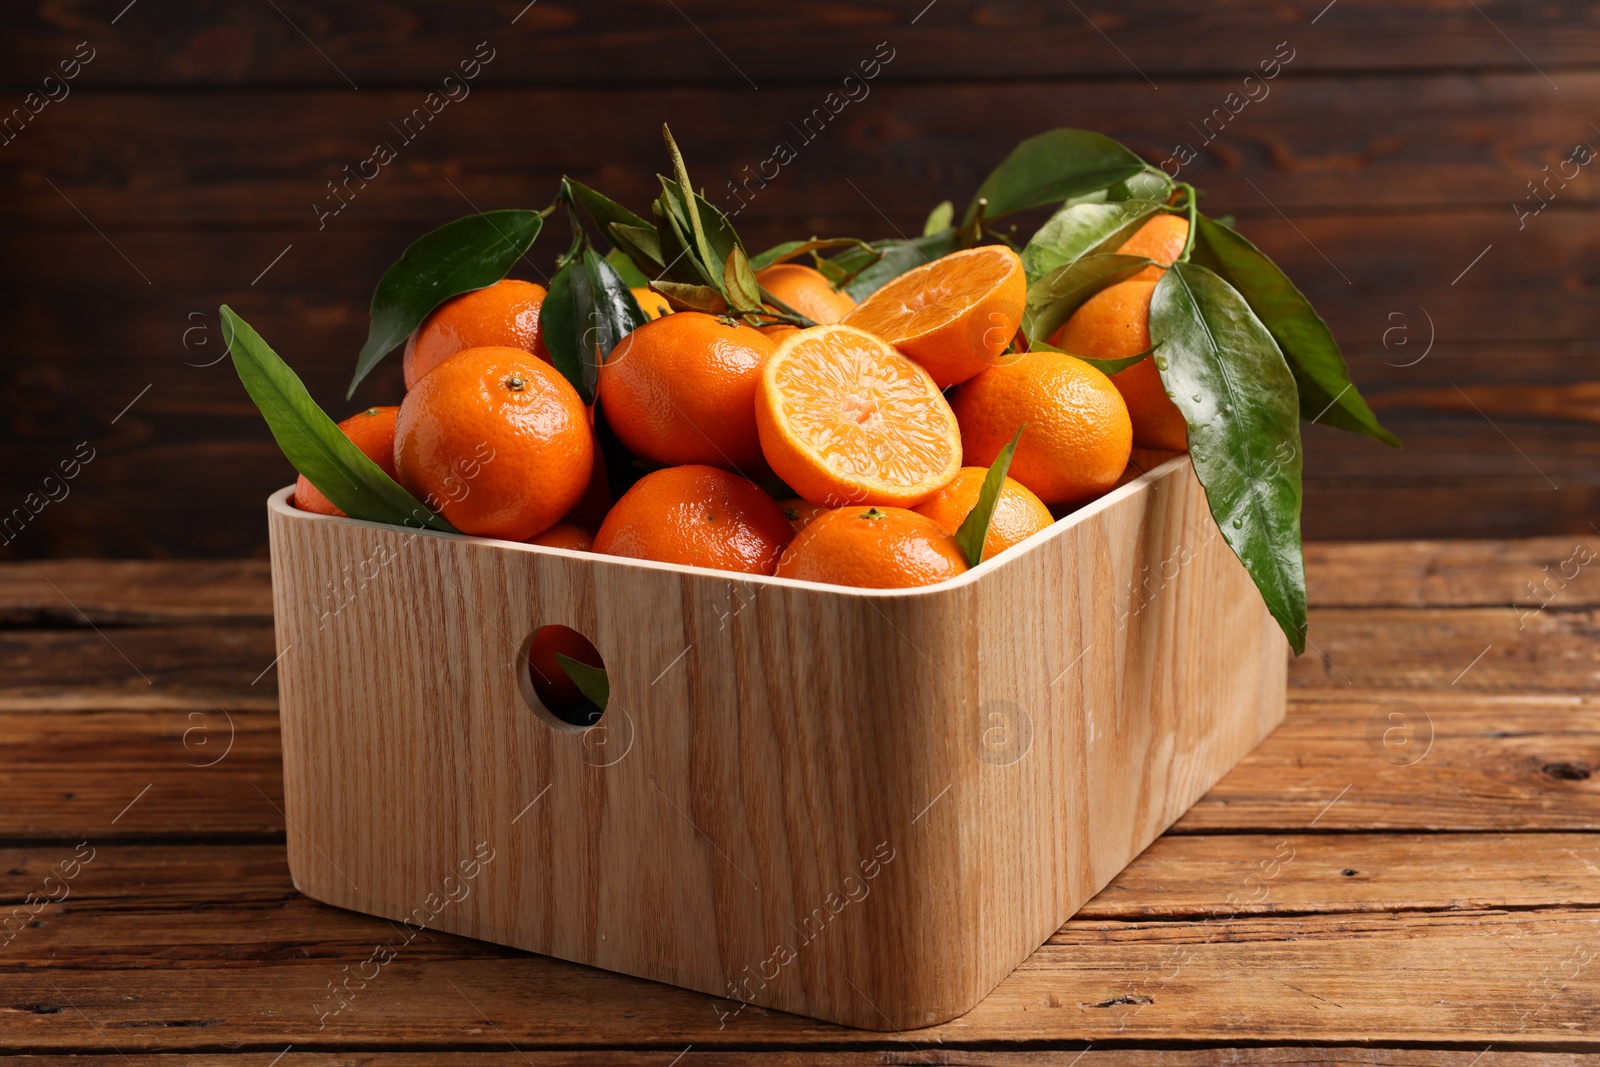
3,539 -> 1597,1063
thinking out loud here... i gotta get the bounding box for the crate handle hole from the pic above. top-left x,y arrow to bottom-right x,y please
520,625 -> 607,731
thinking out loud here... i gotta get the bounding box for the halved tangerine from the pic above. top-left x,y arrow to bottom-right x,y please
755,324 -> 961,508
841,245 -> 1026,388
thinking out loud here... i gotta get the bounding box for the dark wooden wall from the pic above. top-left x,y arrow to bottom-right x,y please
3,1 -> 1596,558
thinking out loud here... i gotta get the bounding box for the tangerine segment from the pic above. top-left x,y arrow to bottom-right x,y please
841,245 -> 1026,388
755,325 -> 961,508
775,506 -> 968,589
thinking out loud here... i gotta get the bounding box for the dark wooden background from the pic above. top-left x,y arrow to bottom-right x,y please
3,0 -> 1596,559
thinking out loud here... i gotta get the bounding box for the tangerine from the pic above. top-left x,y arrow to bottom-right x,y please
593,465 -> 794,575
912,467 -> 1054,561
775,506 -> 967,588
1051,279 -> 1187,452
599,312 -> 776,472
951,348 -> 1131,507
755,324 -> 961,508
395,346 -> 592,541
403,279 -> 549,389
841,245 -> 1026,388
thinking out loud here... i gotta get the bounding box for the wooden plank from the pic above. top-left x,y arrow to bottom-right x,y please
17,1054 -> 1600,1067
9,832 -> 1597,922
8,74 -> 1600,231
1305,536 -> 1600,609
5,0 -> 1598,86
0,710 -> 283,841
1289,607 -> 1600,692
1179,694 -> 1600,832
0,625 -> 278,711
0,560 -> 273,625
4,910 -> 1596,1047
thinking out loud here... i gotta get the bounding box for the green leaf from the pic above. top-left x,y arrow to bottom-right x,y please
722,247 -> 763,312
608,223 -> 665,275
540,249 -> 648,404
566,178 -> 653,237
1030,337 -> 1152,376
222,306 -> 453,532
555,653 -> 609,711
1021,199 -> 1165,280
831,230 -> 960,299
923,200 -> 954,237
749,237 -> 875,271
348,209 -> 543,399
964,129 -> 1147,226
651,280 -> 727,314
954,426 -> 1023,567
1194,216 -> 1398,447
1022,252 -> 1152,344
1148,263 -> 1306,654
605,248 -> 651,288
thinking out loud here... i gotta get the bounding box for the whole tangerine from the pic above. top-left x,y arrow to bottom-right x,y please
775,505 -> 968,589
403,278 -> 550,389
593,465 -> 794,575
395,346 -> 592,541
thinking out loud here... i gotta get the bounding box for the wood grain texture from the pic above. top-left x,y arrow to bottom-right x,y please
265,455 -> 1285,1030
6,0 -> 1598,86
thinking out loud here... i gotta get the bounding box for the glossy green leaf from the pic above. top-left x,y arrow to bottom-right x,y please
555,653 -> 609,711
923,200 -> 954,236
954,426 -> 1023,568
663,126 -> 717,280
1194,216 -> 1398,447
348,209 -> 543,398
1022,252 -> 1151,344
749,237 -> 875,271
1149,262 -> 1306,654
653,192 -> 719,288
540,249 -> 648,404
1021,199 -> 1165,280
566,178 -> 652,236
605,248 -> 651,288
1029,337 -> 1152,376
831,229 -> 960,299
723,247 -> 763,311
964,129 -> 1147,225
223,306 -> 453,532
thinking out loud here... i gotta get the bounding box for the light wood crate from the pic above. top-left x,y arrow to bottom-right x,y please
266,452 -> 1286,1030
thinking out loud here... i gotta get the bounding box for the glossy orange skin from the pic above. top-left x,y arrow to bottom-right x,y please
777,497 -> 829,534
755,263 -> 856,325
395,346 -> 592,541
598,312 -> 777,472
775,506 -> 968,589
631,287 -> 672,321
403,279 -> 550,389
527,522 -> 594,551
1117,214 -> 1189,283
593,465 -> 794,575
293,406 -> 400,517
912,467 -> 1054,562
526,624 -> 604,713
951,348 -> 1132,507
1051,279 -> 1188,452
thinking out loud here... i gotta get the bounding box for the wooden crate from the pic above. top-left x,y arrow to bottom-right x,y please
266,452 -> 1286,1031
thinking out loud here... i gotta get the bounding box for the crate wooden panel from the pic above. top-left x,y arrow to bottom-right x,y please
265,453 -> 1285,1030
